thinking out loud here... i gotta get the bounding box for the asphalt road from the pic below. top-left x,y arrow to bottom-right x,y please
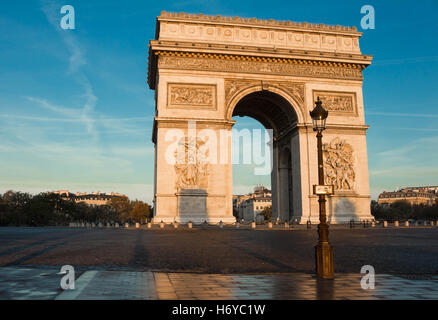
0,226 -> 437,275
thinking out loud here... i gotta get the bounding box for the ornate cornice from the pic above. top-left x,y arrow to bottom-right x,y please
155,50 -> 367,69
148,51 -> 365,88
158,11 -> 360,34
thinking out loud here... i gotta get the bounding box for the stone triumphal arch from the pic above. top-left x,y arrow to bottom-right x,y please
147,12 -> 374,224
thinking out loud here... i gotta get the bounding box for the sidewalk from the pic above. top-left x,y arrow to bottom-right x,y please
1,267 -> 437,300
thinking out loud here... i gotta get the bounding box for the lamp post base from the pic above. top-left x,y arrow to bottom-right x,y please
315,242 -> 334,279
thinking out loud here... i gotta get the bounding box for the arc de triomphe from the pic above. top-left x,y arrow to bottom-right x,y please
147,12 -> 374,224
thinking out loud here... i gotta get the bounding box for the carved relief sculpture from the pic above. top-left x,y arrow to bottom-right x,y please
224,79 -> 305,109
313,91 -> 357,115
174,137 -> 209,191
168,83 -> 216,109
323,137 -> 355,191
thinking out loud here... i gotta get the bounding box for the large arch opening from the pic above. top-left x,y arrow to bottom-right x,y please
231,90 -> 303,223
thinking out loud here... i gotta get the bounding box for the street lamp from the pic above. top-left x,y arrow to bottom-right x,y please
310,97 -> 334,279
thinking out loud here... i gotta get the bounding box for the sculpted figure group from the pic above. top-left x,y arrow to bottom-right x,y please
323,137 -> 355,191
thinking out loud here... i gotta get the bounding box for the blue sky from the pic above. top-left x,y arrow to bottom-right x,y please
0,0 -> 437,203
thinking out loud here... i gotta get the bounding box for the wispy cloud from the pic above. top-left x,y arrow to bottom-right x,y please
26,96 -> 80,117
385,127 -> 438,132
370,136 -> 438,170
366,111 -> 438,118
40,0 -> 86,73
40,0 -> 99,143
0,113 -> 153,123
372,55 -> 438,66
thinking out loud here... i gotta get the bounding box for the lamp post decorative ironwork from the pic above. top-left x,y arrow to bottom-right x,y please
310,97 -> 334,279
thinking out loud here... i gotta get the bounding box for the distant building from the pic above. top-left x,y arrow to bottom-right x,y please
233,186 -> 272,222
52,190 -> 125,206
377,186 -> 437,207
400,186 -> 438,195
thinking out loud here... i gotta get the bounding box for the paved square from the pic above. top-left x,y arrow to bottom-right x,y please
0,226 -> 437,299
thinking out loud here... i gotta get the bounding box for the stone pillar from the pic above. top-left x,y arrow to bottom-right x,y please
279,167 -> 290,221
153,122 -> 235,225
271,141 -> 280,221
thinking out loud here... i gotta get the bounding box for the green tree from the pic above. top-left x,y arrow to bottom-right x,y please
109,196 -> 132,222
1,190 -> 33,225
261,206 -> 272,221
130,200 -> 151,223
23,192 -> 69,226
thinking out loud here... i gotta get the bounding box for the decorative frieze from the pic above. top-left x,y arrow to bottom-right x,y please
313,91 -> 357,115
158,54 -> 363,81
167,83 -> 217,110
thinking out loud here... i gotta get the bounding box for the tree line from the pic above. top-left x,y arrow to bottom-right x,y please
0,190 -> 153,226
371,200 -> 438,222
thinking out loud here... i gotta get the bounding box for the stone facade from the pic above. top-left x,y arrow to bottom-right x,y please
378,188 -> 437,207
148,12 -> 374,224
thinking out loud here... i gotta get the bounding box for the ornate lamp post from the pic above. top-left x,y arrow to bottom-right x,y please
310,97 -> 334,279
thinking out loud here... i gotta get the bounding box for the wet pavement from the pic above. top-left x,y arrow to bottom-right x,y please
1,226 -> 438,300
1,266 -> 438,300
